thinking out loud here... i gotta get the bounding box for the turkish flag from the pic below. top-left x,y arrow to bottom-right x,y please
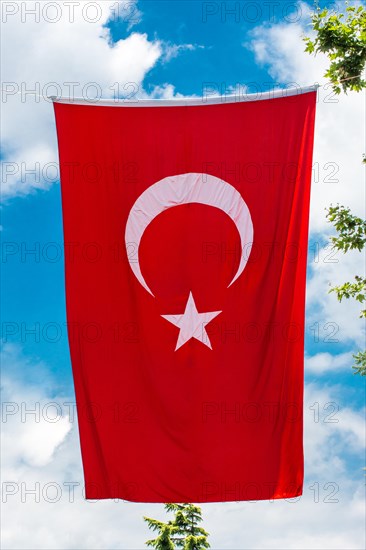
54,88 -> 316,503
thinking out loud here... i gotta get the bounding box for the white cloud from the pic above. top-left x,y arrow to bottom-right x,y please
305,351 -> 354,375
1,344 -> 72,473
139,83 -> 186,100
162,42 -> 205,62
0,1 -> 164,199
303,382 -> 365,477
306,245 -> 365,348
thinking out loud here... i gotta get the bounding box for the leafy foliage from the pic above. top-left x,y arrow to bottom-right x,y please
352,351 -> 366,376
144,517 -> 177,549
145,525 -> 176,550
165,504 -> 210,549
329,275 -> 366,318
144,504 -> 210,549
327,205 -> 366,252
183,535 -> 210,550
304,3 -> 366,94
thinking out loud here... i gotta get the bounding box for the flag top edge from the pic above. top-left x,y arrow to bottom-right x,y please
51,84 -> 319,107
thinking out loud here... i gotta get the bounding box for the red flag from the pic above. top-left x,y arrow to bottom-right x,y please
54,87 -> 317,503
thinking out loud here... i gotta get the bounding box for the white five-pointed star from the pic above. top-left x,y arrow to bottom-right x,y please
161,292 -> 222,351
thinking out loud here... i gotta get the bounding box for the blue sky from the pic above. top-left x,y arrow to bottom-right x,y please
1,1 -> 365,549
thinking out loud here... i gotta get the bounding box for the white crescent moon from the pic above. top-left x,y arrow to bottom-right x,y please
125,173 -> 253,296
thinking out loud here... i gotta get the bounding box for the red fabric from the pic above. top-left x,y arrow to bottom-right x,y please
54,91 -> 316,503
